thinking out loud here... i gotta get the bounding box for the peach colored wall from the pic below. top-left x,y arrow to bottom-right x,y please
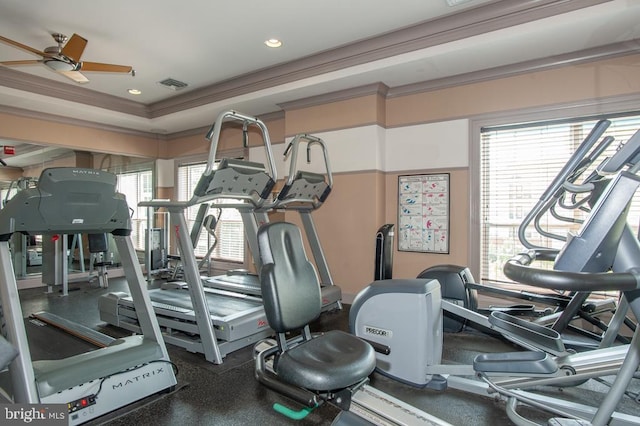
159,116 -> 285,159
157,187 -> 174,200
93,152 -> 151,170
75,151 -> 93,168
0,113 -> 158,157
22,152 -> 81,177
386,54 -> 640,126
266,116 -> 285,143
0,168 -> 24,181
285,94 -> 383,135
159,133 -> 207,159
282,171 -> 385,297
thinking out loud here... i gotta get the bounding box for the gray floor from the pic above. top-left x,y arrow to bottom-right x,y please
9,277 -> 640,425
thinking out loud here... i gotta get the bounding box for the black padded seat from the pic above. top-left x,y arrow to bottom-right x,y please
277,329 -> 375,391
257,221 -> 376,399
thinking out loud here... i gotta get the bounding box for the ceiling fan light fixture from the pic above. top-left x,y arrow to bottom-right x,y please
43,59 -> 76,72
264,38 -> 282,48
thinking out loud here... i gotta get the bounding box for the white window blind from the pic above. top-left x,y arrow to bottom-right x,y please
176,162 -> 244,263
116,169 -> 153,250
480,114 -> 640,284
0,188 -> 9,208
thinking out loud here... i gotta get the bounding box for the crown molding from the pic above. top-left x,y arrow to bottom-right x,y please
388,39 -> 640,98
164,125 -> 210,140
3,37 -> 636,143
146,0 -> 611,117
0,0 -> 612,120
278,83 -> 389,111
0,67 -> 149,118
257,110 -> 285,122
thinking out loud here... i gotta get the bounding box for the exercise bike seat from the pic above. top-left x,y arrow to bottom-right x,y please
277,329 -> 375,390
257,221 -> 375,393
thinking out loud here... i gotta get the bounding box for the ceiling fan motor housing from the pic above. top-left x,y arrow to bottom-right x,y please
43,59 -> 76,72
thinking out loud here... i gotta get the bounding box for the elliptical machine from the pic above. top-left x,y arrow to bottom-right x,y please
420,119 -> 638,347
350,125 -> 640,426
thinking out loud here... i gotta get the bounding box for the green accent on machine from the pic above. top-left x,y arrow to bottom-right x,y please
273,403 -> 316,420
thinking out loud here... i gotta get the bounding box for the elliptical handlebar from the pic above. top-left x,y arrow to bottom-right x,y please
520,125 -> 640,250
504,249 -> 640,292
599,127 -> 640,174
518,119 -> 612,249
204,110 -> 278,182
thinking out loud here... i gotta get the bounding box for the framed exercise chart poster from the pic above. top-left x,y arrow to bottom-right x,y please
398,173 -> 450,254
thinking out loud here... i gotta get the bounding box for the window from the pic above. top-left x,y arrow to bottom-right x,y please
480,114 -> 640,284
116,170 -> 153,250
0,188 -> 10,208
176,162 -> 244,263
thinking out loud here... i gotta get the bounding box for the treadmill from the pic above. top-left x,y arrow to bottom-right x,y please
0,168 -> 177,423
205,133 -> 342,311
99,110 -> 279,364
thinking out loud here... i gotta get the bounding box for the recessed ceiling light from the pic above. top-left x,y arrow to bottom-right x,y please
128,88 -> 142,95
264,38 -> 282,48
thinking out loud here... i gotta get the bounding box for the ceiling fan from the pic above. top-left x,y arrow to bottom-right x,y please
0,32 -> 134,83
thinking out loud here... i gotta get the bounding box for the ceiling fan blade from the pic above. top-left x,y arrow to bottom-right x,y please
0,35 -> 46,57
61,33 -> 87,62
80,61 -> 133,74
58,70 -> 89,83
0,59 -> 41,66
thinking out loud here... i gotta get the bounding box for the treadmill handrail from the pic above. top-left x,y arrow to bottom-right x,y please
503,249 -> 640,292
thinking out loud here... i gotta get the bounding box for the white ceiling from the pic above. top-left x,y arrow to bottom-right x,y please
0,0 -> 639,166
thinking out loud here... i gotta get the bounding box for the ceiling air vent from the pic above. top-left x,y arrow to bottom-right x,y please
157,78 -> 189,91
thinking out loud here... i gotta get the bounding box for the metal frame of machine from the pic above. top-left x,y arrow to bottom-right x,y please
100,111 -> 278,364
350,127 -> 640,426
99,111 -> 343,364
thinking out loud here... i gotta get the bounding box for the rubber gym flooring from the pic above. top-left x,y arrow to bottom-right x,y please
8,277 -> 640,425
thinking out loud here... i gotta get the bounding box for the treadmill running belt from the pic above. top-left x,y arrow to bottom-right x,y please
206,273 -> 262,295
215,274 -> 259,286
149,288 -> 262,318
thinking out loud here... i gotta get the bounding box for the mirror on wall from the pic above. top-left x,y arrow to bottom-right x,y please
0,141 -> 77,283
0,140 -> 150,286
